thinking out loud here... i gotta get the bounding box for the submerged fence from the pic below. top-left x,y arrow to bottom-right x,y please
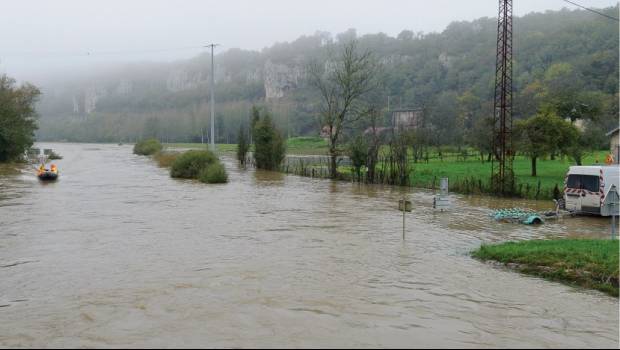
274,154 -> 560,200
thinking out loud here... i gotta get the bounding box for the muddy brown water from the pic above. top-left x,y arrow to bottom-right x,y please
0,143 -> 617,348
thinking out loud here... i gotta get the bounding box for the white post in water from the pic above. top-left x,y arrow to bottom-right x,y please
399,199 -> 412,240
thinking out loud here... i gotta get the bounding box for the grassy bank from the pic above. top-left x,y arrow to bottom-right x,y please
165,138 -> 609,199
472,239 -> 619,297
165,136 -> 329,155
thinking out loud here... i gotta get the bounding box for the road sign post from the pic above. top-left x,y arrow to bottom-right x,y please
399,199 -> 412,239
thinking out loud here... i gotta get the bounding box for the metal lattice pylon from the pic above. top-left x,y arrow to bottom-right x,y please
492,0 -> 515,195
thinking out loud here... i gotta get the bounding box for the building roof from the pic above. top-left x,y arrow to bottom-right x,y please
606,127 -> 619,136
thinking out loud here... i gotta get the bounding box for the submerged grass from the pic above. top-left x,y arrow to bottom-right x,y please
153,151 -> 179,168
472,239 -> 619,297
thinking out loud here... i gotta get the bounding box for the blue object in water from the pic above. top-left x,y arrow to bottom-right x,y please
491,208 -> 544,225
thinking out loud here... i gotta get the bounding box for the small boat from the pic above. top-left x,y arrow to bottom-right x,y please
38,171 -> 58,181
37,164 -> 59,181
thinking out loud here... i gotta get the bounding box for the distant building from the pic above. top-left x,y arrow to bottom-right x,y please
606,127 -> 619,164
392,108 -> 424,130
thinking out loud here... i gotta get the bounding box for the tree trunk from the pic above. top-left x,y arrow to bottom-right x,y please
531,156 -> 537,177
329,146 -> 338,179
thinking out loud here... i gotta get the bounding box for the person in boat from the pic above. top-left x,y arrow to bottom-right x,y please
38,164 -> 46,174
50,164 -> 57,173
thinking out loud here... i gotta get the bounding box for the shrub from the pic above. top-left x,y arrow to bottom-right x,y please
199,162 -> 228,183
133,138 -> 162,155
170,150 -> 217,178
347,136 -> 368,180
253,111 -> 286,170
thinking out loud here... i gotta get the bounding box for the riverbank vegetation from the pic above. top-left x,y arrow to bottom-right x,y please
170,150 -> 227,183
133,138 -> 163,155
31,6 -> 618,199
251,108 -> 286,170
0,74 -> 40,163
473,239 -> 619,297
153,151 -> 179,167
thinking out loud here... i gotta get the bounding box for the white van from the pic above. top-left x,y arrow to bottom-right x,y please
564,165 -> 620,216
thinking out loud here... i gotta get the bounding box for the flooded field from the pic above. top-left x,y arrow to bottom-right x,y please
0,143 -> 617,348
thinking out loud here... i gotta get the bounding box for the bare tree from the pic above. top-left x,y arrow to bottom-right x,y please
309,40 -> 377,179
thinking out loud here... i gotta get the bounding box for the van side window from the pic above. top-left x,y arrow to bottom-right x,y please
581,175 -> 599,192
567,175 -> 581,189
566,174 -> 599,192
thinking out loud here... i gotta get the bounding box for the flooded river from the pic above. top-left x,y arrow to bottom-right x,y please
0,143 -> 618,348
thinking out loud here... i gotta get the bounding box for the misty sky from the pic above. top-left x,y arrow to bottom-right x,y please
1,0 -> 617,82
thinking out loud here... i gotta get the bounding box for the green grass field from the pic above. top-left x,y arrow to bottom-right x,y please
166,138 -> 611,199
165,136 -> 329,155
473,239 -> 619,296
404,150 -> 610,198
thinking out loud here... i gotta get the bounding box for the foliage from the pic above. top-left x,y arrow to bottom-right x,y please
199,162 -> 228,184
133,138 -> 163,155
473,239 -> 619,297
308,40 -> 378,178
0,74 -> 40,162
35,6 -> 618,151
346,136 -> 368,180
513,113 -> 578,176
237,124 -> 249,165
170,150 -> 217,178
253,110 -> 286,170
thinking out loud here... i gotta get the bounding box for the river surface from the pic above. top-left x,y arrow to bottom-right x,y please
0,143 -> 618,348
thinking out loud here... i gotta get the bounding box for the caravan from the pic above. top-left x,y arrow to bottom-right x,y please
564,165 -> 620,216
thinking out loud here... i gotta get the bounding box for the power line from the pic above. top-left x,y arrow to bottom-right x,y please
2,45 -> 207,58
562,0 -> 620,21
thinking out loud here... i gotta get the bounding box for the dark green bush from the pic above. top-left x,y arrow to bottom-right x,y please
170,150 -> 217,178
237,124 -> 250,165
133,138 -> 162,155
253,112 -> 286,170
199,162 -> 228,183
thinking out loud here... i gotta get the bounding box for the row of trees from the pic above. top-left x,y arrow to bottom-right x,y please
306,40 -> 611,181
35,6 -> 618,146
0,75 -> 40,162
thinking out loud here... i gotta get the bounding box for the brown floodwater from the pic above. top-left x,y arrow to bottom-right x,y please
0,143 -> 618,348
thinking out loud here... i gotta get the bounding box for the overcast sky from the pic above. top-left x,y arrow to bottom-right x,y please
1,0 -> 617,82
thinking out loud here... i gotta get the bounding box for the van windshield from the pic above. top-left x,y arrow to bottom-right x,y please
566,174 -> 599,192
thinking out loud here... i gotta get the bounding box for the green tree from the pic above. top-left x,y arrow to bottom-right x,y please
253,111 -> 286,170
466,116 -> 494,162
346,135 -> 368,181
0,75 -> 41,162
309,40 -> 377,178
514,112 -> 578,176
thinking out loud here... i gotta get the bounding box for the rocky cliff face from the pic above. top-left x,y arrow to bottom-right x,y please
166,69 -> 205,92
263,60 -> 305,100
